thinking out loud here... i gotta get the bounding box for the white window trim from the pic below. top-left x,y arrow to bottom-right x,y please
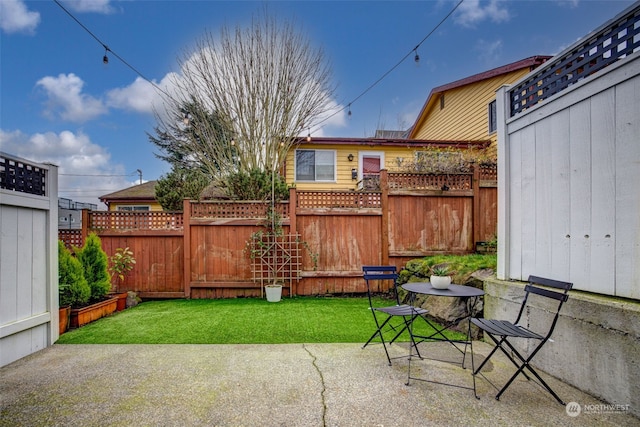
488,100 -> 497,134
294,149 -> 337,182
358,151 -> 385,182
116,205 -> 151,211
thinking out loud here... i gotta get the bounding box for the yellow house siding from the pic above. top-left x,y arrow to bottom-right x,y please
412,69 -> 531,147
108,202 -> 163,212
285,144 -> 425,191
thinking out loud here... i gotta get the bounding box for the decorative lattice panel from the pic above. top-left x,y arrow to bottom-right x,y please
509,6 -> 640,115
0,154 -> 47,196
249,233 -> 302,291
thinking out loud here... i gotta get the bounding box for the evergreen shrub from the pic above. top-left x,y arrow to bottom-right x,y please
58,240 -> 90,307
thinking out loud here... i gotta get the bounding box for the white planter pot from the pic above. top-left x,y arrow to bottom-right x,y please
265,284 -> 283,302
430,275 -> 452,289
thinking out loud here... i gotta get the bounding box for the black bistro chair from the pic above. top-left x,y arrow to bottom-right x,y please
471,275 -> 573,404
362,265 -> 428,365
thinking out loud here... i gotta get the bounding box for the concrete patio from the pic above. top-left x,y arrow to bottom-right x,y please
1,341 -> 637,426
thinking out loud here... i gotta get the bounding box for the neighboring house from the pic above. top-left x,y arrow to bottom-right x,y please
58,197 -> 97,230
99,180 -> 162,211
408,56 -> 552,148
285,56 -> 550,192
284,137 -> 489,191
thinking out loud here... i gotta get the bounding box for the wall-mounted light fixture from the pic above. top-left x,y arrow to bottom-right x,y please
351,168 -> 357,180
347,153 -> 354,162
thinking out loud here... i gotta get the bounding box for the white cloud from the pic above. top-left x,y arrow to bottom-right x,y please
0,0 -> 40,35
311,98 -> 348,136
36,73 -> 107,123
475,39 -> 504,64
455,0 -> 510,28
107,75 -> 174,114
62,0 -> 114,14
0,129 -> 132,207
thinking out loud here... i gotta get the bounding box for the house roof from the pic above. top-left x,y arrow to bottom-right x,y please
99,180 -> 158,202
374,129 -> 410,139
296,136 -> 491,148
408,55 -> 552,138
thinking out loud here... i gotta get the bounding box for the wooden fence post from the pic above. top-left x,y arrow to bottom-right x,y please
81,209 -> 89,243
380,169 -> 389,266
289,187 -> 297,296
472,165 -> 480,250
183,199 -> 191,298
289,187 -> 297,235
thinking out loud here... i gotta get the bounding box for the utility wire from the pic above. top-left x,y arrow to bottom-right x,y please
53,0 -> 463,135
60,171 -> 139,177
52,0 -> 171,98
312,0 -> 465,134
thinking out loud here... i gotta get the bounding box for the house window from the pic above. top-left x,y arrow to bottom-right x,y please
295,149 -> 336,182
117,206 -> 150,211
488,100 -> 497,134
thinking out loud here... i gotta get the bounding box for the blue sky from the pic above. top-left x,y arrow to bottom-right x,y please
1,0 -> 634,208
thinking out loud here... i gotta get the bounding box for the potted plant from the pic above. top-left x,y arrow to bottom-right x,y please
265,280 -> 283,303
430,264 -> 453,289
476,233 -> 498,254
108,247 -> 136,311
58,241 -> 90,334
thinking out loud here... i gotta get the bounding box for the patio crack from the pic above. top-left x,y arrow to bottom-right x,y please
302,344 -> 327,427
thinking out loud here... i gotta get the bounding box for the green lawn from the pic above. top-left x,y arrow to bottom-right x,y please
57,297 -> 464,344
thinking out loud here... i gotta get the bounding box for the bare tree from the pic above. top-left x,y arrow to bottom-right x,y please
154,10 -> 336,187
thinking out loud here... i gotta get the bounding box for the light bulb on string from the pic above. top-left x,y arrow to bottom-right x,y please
306,128 -> 311,142
103,46 -> 109,64
347,104 -> 352,118
414,48 -> 420,64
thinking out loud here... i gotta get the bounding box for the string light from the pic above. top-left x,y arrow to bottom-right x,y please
53,0 -> 171,98
311,0 -> 464,134
54,0 -> 463,137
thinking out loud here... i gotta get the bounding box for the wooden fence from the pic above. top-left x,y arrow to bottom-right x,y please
60,167 -> 497,298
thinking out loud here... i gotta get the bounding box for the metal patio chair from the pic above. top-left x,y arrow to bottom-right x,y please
361,265 -> 429,365
471,275 -> 573,404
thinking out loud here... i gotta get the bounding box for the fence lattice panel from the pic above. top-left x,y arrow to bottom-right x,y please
388,173 -> 472,190
191,201 -> 289,218
296,191 -> 381,209
58,229 -> 83,249
90,211 -> 183,230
